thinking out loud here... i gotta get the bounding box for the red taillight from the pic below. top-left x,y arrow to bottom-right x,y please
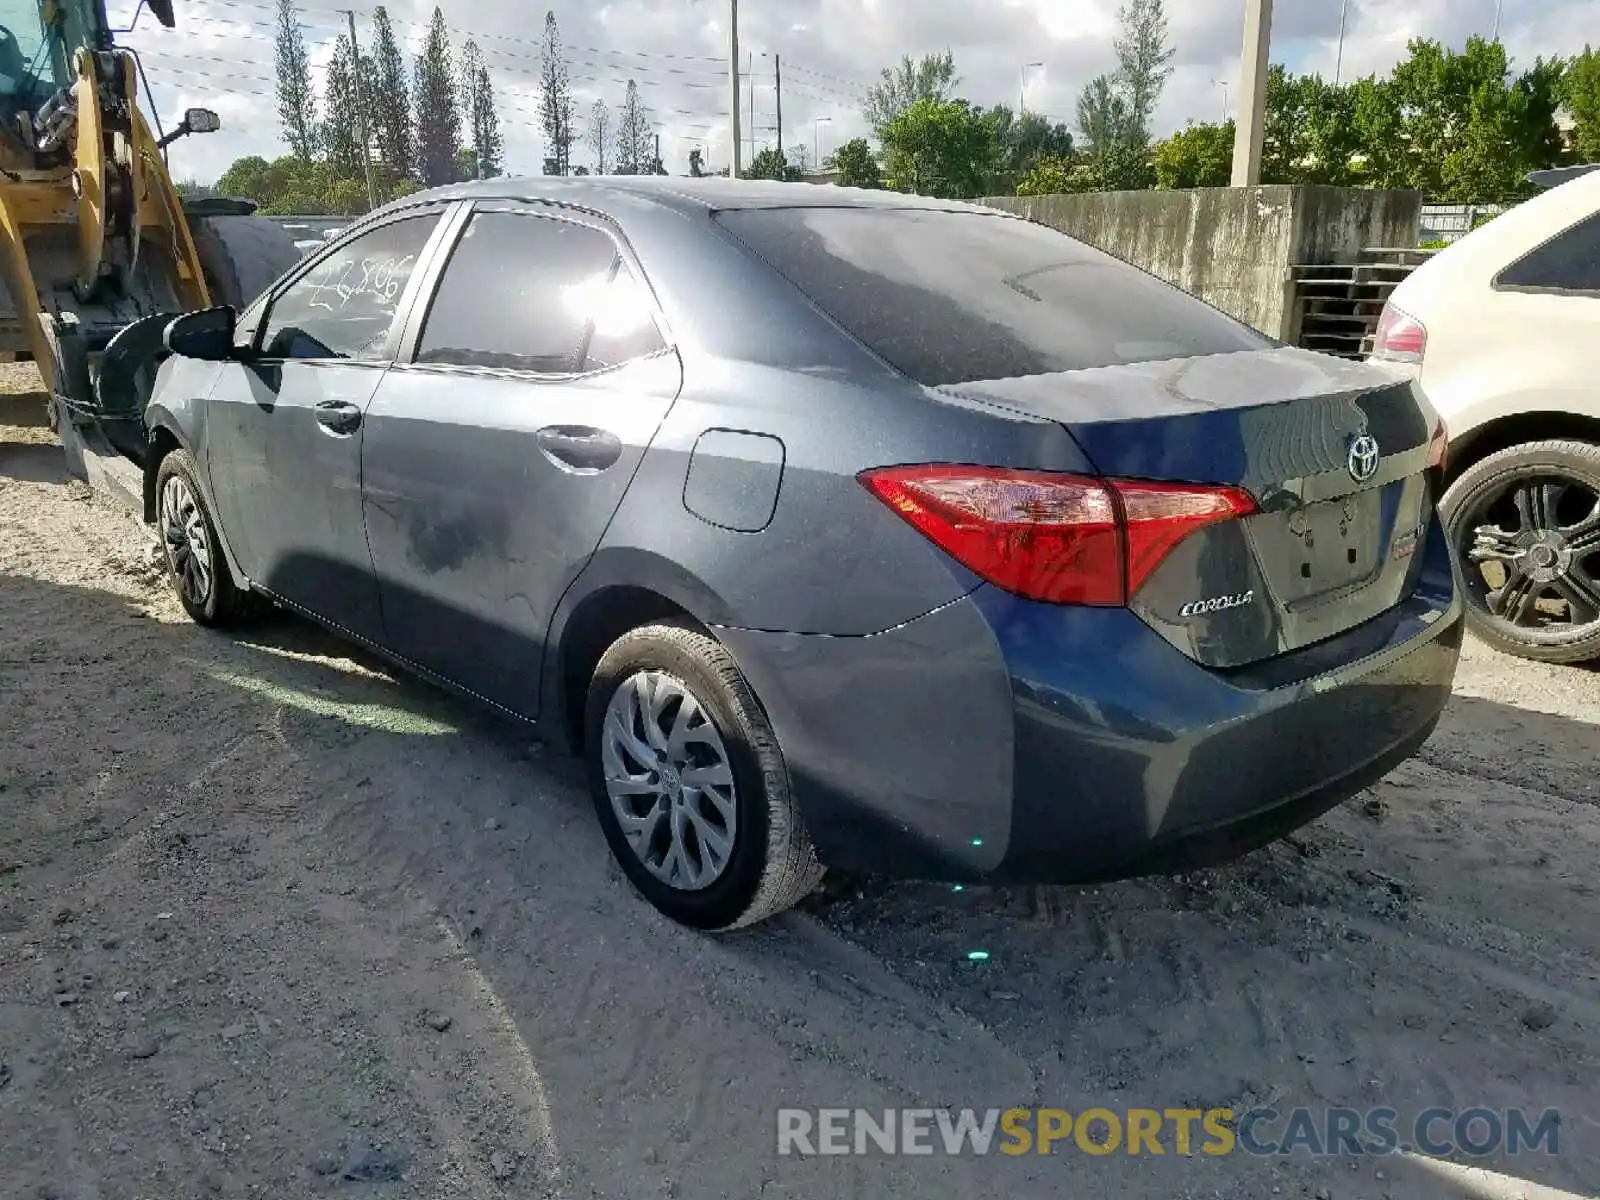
859,465 -> 1256,607
1372,302 -> 1427,363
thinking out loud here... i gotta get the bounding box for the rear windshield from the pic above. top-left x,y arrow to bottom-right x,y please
714,207 -> 1271,387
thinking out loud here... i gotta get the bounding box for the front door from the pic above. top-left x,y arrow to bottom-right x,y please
360,206 -> 682,716
203,210 -> 447,640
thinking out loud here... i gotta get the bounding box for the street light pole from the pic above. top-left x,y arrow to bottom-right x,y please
728,0 -> 741,177
1019,62 -> 1044,114
1334,0 -> 1349,85
1231,0 -> 1274,186
1492,0 -> 1504,42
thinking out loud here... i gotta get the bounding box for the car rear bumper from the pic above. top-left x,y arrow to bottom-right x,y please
714,530 -> 1461,883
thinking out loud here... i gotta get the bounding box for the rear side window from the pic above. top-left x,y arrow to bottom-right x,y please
1494,209 -> 1600,295
713,207 -> 1270,387
260,214 -> 439,361
417,211 -> 661,373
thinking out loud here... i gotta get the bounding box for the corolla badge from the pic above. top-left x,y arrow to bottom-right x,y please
1347,433 -> 1381,483
1179,590 -> 1255,618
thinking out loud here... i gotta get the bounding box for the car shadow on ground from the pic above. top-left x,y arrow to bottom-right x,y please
3,571 -> 1596,1199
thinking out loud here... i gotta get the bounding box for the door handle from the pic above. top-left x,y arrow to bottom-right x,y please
314,400 -> 363,436
535,425 -> 623,473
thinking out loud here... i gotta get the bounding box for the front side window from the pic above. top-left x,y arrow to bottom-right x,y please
1495,209 -> 1600,295
260,214 -> 440,361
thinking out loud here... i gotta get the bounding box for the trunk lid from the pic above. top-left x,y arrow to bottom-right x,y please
940,348 -> 1437,668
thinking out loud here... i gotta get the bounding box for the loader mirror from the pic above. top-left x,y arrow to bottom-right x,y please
186,108 -> 222,135
147,0 -> 177,28
166,307 -> 238,362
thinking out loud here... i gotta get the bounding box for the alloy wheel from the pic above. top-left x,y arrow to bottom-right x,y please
1458,473 -> 1600,641
161,474 -> 214,608
600,670 -> 738,892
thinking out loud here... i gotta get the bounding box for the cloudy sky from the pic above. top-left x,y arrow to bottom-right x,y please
120,0 -> 1599,185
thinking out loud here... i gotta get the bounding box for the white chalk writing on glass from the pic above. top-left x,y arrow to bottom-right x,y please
303,252 -> 418,315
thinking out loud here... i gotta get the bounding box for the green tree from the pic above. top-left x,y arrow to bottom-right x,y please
1015,153 -> 1078,196
459,39 -> 502,179
881,97 -> 998,199
1387,37 -> 1565,200
538,11 -> 576,174
273,0 -> 317,158
1566,47 -> 1600,163
829,137 -> 882,188
862,51 -> 959,135
1077,73 -> 1131,155
984,105 -> 1074,191
1263,67 -> 1360,185
321,33 -> 366,178
1154,120 -> 1234,188
746,147 -> 799,181
615,80 -> 652,175
588,98 -> 613,173
1114,0 -> 1175,142
369,6 -> 413,179
413,6 -> 461,187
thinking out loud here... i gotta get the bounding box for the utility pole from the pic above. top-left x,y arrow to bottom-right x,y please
728,0 -> 741,177
748,52 -> 755,162
1230,0 -> 1274,186
346,9 -> 379,211
774,54 -> 783,161
1019,62 -> 1043,114
1334,0 -> 1349,85
1492,0 -> 1504,42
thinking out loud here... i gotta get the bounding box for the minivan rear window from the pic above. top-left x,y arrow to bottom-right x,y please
714,207 -> 1271,387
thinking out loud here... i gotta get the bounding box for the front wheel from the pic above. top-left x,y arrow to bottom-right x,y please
1442,439 -> 1600,664
155,449 -> 254,626
584,621 -> 824,930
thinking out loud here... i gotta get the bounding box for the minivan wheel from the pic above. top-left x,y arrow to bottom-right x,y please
584,620 -> 824,929
1442,439 -> 1600,664
155,449 -> 253,627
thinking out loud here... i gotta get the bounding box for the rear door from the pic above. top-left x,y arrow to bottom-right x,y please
203,208 -> 451,640
360,203 -> 681,716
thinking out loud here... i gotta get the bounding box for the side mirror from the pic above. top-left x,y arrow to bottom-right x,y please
147,0 -> 176,27
186,107 -> 221,135
166,307 -> 238,361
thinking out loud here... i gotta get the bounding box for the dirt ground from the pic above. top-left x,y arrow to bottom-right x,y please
2,373 -> 1598,1200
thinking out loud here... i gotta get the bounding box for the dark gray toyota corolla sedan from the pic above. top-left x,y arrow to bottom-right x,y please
145,177 -> 1462,929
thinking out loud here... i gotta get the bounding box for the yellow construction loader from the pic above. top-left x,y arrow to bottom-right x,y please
1,0 -> 301,482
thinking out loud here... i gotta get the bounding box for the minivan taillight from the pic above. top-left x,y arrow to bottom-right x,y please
1372,302 -> 1428,363
859,465 -> 1256,606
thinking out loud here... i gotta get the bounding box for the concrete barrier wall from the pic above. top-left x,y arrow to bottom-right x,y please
978,186 -> 1422,340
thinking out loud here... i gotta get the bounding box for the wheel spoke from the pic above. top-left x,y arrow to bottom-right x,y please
681,761 -> 732,790
1489,569 -> 1540,625
683,803 -> 733,873
640,674 -> 674,753
1552,567 -> 1600,625
606,705 -> 655,771
1467,525 -> 1521,563
1514,482 -> 1555,532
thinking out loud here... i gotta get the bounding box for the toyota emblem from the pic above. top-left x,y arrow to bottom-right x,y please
1347,434 -> 1380,483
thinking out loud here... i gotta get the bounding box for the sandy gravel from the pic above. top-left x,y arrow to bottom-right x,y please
2,381 -> 1598,1200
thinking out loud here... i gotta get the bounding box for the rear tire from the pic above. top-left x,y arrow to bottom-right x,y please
155,449 -> 255,627
1442,439 -> 1600,664
190,215 -> 304,309
584,621 -> 824,930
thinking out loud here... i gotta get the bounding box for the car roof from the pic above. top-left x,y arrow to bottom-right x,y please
364,175 -> 1001,225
